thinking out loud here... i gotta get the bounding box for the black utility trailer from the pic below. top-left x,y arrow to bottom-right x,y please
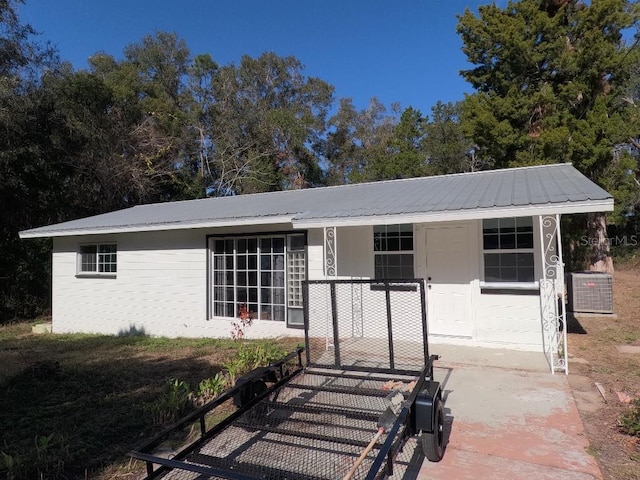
129,279 -> 445,479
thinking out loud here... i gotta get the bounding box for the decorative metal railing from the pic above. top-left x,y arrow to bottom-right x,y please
539,215 -> 568,374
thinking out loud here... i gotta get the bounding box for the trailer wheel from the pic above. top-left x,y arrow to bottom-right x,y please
422,397 -> 445,462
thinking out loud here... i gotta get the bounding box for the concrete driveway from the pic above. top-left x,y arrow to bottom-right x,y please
393,345 -> 603,479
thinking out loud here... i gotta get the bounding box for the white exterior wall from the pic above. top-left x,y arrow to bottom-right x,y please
53,230 -> 208,337
418,218 -> 544,351
52,218 -> 547,350
470,218 -> 544,351
306,221 -> 546,352
52,224 -> 301,339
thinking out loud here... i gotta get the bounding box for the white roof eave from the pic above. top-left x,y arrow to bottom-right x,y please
18,215 -> 296,239
290,200 -> 614,229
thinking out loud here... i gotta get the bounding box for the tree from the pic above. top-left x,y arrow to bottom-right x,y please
457,0 -> 640,272
0,0 -> 61,320
88,33 -> 200,204
383,106 -> 429,179
323,97 -> 401,184
209,52 -> 333,195
423,101 -> 486,174
322,98 -> 359,185
187,53 -> 218,191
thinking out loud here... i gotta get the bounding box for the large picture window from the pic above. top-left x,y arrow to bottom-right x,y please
77,244 -> 117,275
373,224 -> 414,280
483,217 -> 534,283
211,234 -> 305,324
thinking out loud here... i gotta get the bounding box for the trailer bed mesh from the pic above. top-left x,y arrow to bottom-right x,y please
132,280 -> 434,480
153,368 -> 418,480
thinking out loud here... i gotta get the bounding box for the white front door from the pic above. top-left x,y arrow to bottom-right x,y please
424,225 -> 474,337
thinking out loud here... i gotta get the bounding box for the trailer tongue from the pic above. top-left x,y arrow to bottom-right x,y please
129,279 -> 445,479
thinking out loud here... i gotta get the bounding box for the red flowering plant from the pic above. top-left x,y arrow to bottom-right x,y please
230,303 -> 254,340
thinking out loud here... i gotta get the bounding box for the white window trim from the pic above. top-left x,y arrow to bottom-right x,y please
373,224 -> 415,281
481,217 -> 536,286
76,243 -> 117,277
209,233 -> 307,324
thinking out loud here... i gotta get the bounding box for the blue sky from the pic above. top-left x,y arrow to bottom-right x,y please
18,1 -> 497,117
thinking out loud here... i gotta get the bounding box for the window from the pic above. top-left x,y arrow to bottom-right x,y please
78,244 -> 117,274
210,234 -> 306,325
373,224 -> 414,280
286,234 -> 306,327
287,235 -> 305,308
483,217 -> 534,283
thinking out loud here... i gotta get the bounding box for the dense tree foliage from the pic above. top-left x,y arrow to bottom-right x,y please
208,52 -> 333,194
423,101 -> 486,174
3,0 -> 640,320
457,0 -> 640,271
0,0 -> 60,319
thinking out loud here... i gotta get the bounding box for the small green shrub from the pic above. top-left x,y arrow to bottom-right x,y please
196,373 -> 229,403
145,378 -> 193,425
1,433 -> 71,480
34,433 -> 70,478
619,398 -> 640,437
222,343 -> 286,384
1,451 -> 22,480
222,357 -> 245,383
235,343 -> 286,372
250,343 -> 286,368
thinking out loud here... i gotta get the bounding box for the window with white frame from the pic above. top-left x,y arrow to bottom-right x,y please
78,244 -> 117,274
373,224 -> 414,279
210,234 -> 306,324
287,234 -> 306,308
286,234 -> 306,327
483,217 -> 534,283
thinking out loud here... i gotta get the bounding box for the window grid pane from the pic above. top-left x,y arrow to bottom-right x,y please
212,239 -> 235,318
98,244 -> 117,273
482,215 -> 535,284
79,244 -> 116,274
287,251 -> 305,307
211,235 -> 299,322
80,245 -> 97,272
373,224 -> 414,280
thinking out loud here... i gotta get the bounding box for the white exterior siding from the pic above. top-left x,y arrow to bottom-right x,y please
51,218 -> 547,350
474,294 -> 542,349
307,228 -> 324,280
306,220 -> 546,351
53,230 -> 207,337
53,225 -> 302,339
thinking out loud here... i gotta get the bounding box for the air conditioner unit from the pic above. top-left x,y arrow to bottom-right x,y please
567,272 -> 613,314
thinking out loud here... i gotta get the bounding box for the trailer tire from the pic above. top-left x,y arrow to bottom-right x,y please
422,397 -> 445,462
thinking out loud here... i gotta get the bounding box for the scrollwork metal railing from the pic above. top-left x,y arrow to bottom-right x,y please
539,215 -> 568,374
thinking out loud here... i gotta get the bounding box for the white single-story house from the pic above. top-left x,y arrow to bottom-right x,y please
20,163 -> 612,371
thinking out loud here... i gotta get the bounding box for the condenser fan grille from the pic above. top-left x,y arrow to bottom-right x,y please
567,272 -> 613,314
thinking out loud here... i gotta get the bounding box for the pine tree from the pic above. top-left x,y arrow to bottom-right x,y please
458,0 -> 640,271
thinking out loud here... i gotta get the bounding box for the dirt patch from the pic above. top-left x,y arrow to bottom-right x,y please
568,267 -> 640,480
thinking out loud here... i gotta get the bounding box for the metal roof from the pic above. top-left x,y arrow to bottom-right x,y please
20,163 -> 613,238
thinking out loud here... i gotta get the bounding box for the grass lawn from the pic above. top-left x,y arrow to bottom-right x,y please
0,322 -> 302,479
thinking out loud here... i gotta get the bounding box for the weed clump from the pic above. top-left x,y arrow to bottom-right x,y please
619,398 -> 640,437
145,342 -> 288,422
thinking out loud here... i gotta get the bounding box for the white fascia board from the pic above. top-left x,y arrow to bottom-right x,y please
19,215 -> 295,239
291,200 -> 614,229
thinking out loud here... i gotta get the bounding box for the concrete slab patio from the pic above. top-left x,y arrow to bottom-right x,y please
391,345 -> 603,479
